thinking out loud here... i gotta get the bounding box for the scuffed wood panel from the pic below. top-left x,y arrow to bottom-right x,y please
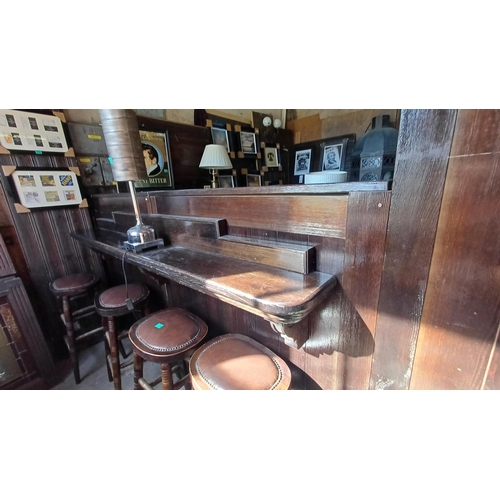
410,152 -> 500,388
342,191 -> 391,389
369,109 -> 457,390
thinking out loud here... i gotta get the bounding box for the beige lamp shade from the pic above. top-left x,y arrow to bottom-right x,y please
199,144 -> 233,170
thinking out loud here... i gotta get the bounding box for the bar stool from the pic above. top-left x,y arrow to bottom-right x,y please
49,272 -> 102,384
128,308 -> 208,390
189,334 -> 291,390
95,283 -> 150,390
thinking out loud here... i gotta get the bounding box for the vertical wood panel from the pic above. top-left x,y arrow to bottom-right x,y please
342,191 -> 391,389
370,109 -> 457,390
410,122 -> 500,389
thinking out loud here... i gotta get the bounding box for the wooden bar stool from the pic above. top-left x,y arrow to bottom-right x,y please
95,283 -> 150,390
128,308 -> 208,390
189,334 -> 291,390
49,272 -> 102,384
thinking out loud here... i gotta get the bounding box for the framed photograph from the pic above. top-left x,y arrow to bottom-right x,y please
135,130 -> 174,189
246,174 -> 261,187
240,131 -> 257,154
211,127 -> 230,153
294,149 -> 312,175
218,175 -> 235,188
11,170 -> 83,209
263,147 -> 279,167
320,138 -> 348,171
0,109 -> 69,153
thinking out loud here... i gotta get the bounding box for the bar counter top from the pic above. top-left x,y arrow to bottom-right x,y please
71,229 -> 338,327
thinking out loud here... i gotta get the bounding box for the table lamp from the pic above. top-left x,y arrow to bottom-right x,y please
99,109 -> 164,253
199,144 -> 233,188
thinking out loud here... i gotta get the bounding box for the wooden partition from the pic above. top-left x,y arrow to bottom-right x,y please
90,183 -> 391,389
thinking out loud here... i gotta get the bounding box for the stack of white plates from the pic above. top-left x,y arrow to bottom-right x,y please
304,171 -> 347,184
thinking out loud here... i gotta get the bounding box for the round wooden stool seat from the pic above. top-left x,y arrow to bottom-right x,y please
50,272 -> 98,297
95,283 -> 149,316
128,308 -> 208,390
95,283 -> 150,390
189,334 -> 291,390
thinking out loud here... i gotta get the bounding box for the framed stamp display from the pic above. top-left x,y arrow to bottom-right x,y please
0,110 -> 69,153
246,174 -> 261,187
11,170 -> 83,209
135,130 -> 174,189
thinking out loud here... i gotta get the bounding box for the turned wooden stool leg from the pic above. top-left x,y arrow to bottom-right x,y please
108,316 -> 122,390
161,363 -> 173,390
63,295 -> 80,384
102,317 -> 113,382
133,353 -> 143,390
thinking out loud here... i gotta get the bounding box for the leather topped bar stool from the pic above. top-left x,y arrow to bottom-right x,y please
189,334 -> 291,390
128,308 -> 208,390
95,283 -> 150,390
49,272 -> 102,384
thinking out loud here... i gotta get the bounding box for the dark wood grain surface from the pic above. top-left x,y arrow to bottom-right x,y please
369,109 -> 458,390
410,110 -> 500,389
72,230 -> 338,326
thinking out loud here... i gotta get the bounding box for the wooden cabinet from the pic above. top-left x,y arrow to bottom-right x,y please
0,235 -> 57,389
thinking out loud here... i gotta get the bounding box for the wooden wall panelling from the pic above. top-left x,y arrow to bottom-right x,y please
369,109 -> 458,390
290,114 -> 323,144
410,110 -> 500,390
340,191 -> 391,390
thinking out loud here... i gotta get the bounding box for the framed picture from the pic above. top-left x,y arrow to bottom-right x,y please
218,175 -> 235,188
211,127 -> 230,153
135,130 -> 174,189
239,131 -> 257,154
246,174 -> 261,187
320,138 -> 348,171
263,147 -> 279,167
11,170 -> 83,208
294,149 -> 312,175
0,109 -> 69,153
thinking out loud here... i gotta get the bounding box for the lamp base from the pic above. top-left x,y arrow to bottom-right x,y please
123,239 -> 164,253
210,168 -> 218,189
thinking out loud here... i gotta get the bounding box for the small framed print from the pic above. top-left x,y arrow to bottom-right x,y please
246,174 -> 261,187
211,127 -> 230,153
320,138 -> 348,171
263,147 -> 279,167
239,131 -> 257,154
11,170 -> 83,209
218,175 -> 235,188
294,149 -> 312,175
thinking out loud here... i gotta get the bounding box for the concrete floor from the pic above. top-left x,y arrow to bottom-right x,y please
52,337 -> 168,390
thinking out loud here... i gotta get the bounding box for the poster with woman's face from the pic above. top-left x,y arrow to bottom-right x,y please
322,145 -> 342,170
135,130 -> 173,189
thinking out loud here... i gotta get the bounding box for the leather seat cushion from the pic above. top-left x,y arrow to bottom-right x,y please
135,309 -> 205,353
51,273 -> 96,293
98,284 -> 148,308
191,334 -> 288,390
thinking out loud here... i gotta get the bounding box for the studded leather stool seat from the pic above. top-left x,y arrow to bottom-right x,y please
189,334 -> 291,390
128,308 -> 208,390
49,273 -> 101,384
95,283 -> 150,390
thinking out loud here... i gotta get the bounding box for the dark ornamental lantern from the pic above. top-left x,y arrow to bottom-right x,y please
351,114 -> 399,182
